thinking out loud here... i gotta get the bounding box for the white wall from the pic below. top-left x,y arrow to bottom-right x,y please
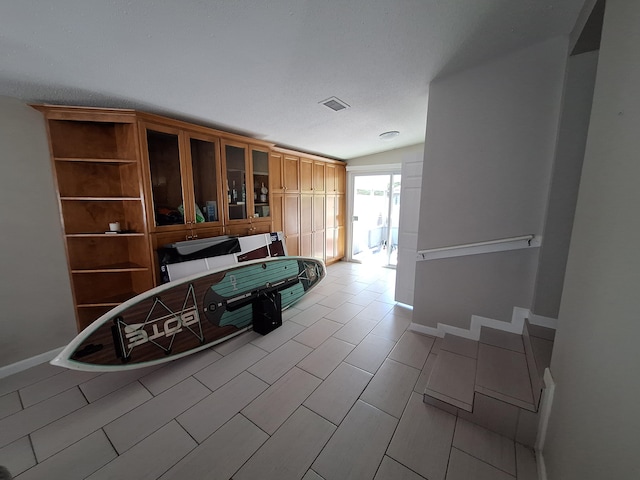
531,50 -> 599,319
0,97 -> 76,367
544,1 -> 640,478
395,156 -> 423,305
413,37 -> 567,329
346,143 -> 423,168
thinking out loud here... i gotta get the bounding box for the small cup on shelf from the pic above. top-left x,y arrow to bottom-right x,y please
109,222 -> 121,232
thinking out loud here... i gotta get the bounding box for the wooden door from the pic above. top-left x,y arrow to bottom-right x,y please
300,194 -> 313,256
336,226 -> 346,259
271,193 -> 284,232
336,164 -> 346,194
250,145 -> 270,220
326,194 -> 337,230
221,139 -> 250,223
141,122 -> 189,231
313,194 -> 325,260
283,154 -> 300,193
313,161 -> 326,193
185,131 -> 224,232
326,164 -> 336,194
269,151 -> 284,194
284,194 -> 300,255
300,158 -> 313,193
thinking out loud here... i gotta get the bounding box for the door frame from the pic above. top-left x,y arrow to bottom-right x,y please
346,164 -> 402,264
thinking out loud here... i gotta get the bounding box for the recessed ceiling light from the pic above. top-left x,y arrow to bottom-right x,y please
379,131 -> 400,141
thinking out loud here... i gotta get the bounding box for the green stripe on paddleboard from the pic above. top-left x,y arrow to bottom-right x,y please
212,259 -> 300,298
280,283 -> 306,309
219,304 -> 253,328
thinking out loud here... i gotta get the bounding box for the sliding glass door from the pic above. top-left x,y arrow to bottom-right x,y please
350,173 -> 401,267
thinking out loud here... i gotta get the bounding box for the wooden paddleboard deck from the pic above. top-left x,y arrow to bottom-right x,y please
51,257 -> 325,371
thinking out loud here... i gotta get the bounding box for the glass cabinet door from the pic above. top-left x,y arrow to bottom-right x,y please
252,147 -> 270,219
224,142 -> 248,221
189,136 -> 220,225
146,129 -> 185,227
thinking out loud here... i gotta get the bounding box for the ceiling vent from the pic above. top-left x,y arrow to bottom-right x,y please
320,96 -> 350,112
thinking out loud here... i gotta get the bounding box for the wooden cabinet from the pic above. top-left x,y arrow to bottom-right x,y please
251,145 -> 271,221
38,105 -> 347,311
275,151 -> 346,264
271,192 -> 284,232
336,164 -> 346,194
284,155 -> 300,193
270,152 -> 285,194
269,149 -> 304,256
313,161 -> 326,193
271,151 -> 301,194
283,194 -> 301,256
36,106 -> 154,331
221,140 -> 249,222
326,163 -> 346,194
326,164 -> 336,194
225,219 -> 272,237
300,194 -> 313,257
300,192 -> 324,261
312,194 -> 326,260
300,158 -> 313,193
325,193 -> 346,263
140,122 -> 224,238
271,192 -> 301,256
221,141 -> 272,230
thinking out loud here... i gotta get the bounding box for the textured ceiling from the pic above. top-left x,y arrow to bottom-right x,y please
0,0 -> 585,159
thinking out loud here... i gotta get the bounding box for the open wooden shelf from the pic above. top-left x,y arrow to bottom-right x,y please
38,107 -> 155,332
54,157 -> 138,164
71,262 -> 149,273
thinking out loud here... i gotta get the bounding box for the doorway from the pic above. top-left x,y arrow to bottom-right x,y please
349,172 -> 401,267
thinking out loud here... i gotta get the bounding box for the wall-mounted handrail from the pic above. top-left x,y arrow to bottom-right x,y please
417,234 -> 540,261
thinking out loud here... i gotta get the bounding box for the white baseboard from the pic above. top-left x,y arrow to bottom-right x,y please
0,347 -> 64,380
528,312 -> 558,329
408,306 -> 532,340
536,451 -> 548,480
535,368 -> 556,480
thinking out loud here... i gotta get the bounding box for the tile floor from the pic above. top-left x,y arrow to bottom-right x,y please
0,261 -> 538,480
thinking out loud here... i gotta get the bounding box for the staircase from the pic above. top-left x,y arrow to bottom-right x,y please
423,320 -> 554,446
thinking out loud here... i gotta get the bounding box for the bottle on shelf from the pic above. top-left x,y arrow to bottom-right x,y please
260,182 -> 268,203
241,183 -> 246,203
231,180 -> 238,204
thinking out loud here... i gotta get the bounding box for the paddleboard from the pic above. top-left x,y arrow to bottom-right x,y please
51,256 -> 325,371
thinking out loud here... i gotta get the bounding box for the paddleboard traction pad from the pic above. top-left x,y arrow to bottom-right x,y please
53,257 -> 324,371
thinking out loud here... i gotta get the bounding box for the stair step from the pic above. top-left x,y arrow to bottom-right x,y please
424,328 -> 544,444
526,322 -> 556,341
475,343 -> 536,412
425,330 -> 537,413
424,350 -> 476,412
479,326 -> 524,353
440,333 -> 478,358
